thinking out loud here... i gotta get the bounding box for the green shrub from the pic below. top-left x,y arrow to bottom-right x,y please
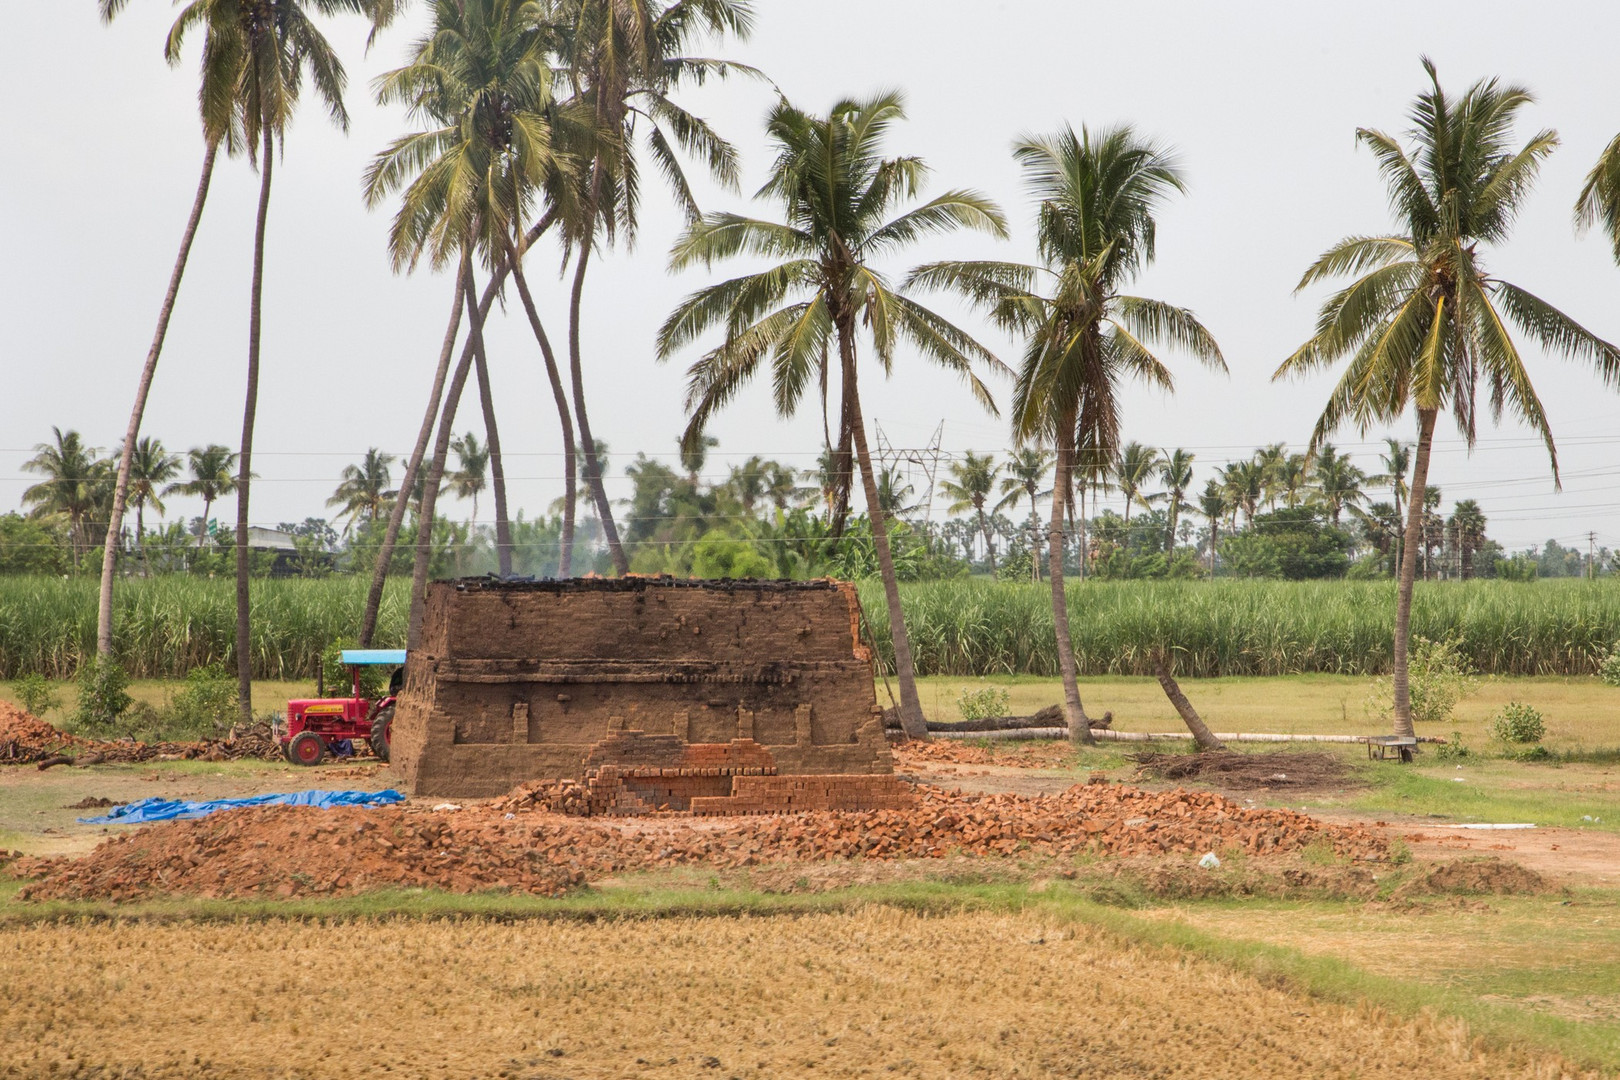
71,655 -> 132,735
1435,731 -> 1471,760
956,684 -> 1010,722
1600,646 -> 1620,688
164,665 -> 238,739
1490,701 -> 1546,744
1366,636 -> 1480,725
11,673 -> 59,717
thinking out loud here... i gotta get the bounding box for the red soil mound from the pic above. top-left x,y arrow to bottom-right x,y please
16,783 -> 1387,902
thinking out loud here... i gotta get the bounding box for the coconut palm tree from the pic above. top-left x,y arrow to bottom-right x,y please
659,92 -> 1009,739
327,448 -> 398,531
910,124 -> 1225,745
941,451 -> 1000,570
1197,478 -> 1228,574
555,0 -> 757,573
164,445 -> 239,551
1372,437 -> 1412,572
1157,448 -> 1195,551
679,434 -> 720,482
1253,443 -> 1288,510
1114,442 -> 1162,527
1309,443 -> 1367,525
94,0 -> 251,655
121,437 -> 181,572
1448,499 -> 1488,579
22,429 -> 110,568
449,432 -> 490,524
1275,59 -> 1620,737
1220,459 -> 1264,527
995,447 -> 1051,518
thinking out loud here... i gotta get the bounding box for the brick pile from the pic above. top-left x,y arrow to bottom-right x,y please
0,703 -> 86,764
0,702 -> 285,766
691,775 -> 914,815
16,782 -> 1388,902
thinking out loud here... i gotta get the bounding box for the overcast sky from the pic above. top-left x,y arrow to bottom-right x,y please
5,1 -> 1620,552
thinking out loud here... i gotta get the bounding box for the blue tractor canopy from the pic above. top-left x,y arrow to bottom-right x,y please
339,649 -> 408,667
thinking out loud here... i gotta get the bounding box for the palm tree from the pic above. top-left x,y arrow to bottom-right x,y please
1275,452 -> 1310,508
22,429 -> 110,567
658,92 -> 1009,739
556,0 -> 757,573
995,446 -> 1051,518
449,432 -> 490,523
327,448 -> 398,530
1253,443 -> 1288,510
94,0 -> 248,655
1197,479 -> 1228,574
1114,442 -> 1162,526
122,437 -> 181,572
1310,443 -> 1367,526
1275,59 -> 1620,737
164,445 -> 239,550
1448,499 -> 1488,579
1158,448 -> 1194,551
1373,437 -> 1412,572
941,451 -> 1000,570
875,467 -> 919,518
911,124 -> 1225,745
1220,459 -> 1264,527
679,434 -> 720,482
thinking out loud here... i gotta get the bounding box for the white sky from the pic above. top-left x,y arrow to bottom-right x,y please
4,1 -> 1620,553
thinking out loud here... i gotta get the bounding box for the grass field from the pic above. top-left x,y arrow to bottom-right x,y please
0,897 -> 1609,1079
6,575 -> 1620,679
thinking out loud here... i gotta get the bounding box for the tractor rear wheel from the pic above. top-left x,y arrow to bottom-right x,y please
370,707 -> 395,762
288,731 -> 326,767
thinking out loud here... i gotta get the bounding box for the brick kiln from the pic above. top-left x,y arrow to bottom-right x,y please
391,578 -> 910,811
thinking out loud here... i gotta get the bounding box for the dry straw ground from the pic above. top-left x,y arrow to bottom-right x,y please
0,909 -> 1598,1080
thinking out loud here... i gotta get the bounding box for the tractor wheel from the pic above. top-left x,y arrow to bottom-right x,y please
370,707 -> 395,763
288,731 -> 326,767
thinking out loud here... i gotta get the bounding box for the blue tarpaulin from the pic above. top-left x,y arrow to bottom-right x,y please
79,789 -> 406,825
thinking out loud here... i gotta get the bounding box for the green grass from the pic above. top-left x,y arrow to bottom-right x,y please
5,575 -> 1620,679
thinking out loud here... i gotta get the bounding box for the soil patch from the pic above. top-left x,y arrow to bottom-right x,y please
1131,750 -> 1354,791
893,739 -> 1079,770
15,782 -> 1389,902
1397,857 -> 1552,897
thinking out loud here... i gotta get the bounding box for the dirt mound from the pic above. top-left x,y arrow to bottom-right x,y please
1130,750 -> 1353,790
894,739 -> 1078,770
0,702 -> 286,767
1397,857 -> 1551,897
16,782 -> 1390,902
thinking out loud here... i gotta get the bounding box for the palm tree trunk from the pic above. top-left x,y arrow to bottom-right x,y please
357,277 -> 463,647
460,258 -> 513,577
567,242 -> 629,574
234,126 -> 275,726
1153,650 -> 1224,750
135,502 -> 149,578
846,374 -> 928,741
1048,434 -> 1094,746
829,389 -> 855,538
96,141 -> 219,657
977,508 -> 996,573
508,254 -> 576,577
1208,518 -> 1219,575
408,328 -> 479,648
197,497 -> 212,551
1391,407 -> 1437,738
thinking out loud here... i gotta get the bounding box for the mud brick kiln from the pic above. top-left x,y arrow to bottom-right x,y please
391,577 -> 911,810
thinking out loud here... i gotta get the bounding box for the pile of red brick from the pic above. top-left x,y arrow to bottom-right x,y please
0,703 -> 85,764
16,782 -> 1388,902
691,775 -> 914,815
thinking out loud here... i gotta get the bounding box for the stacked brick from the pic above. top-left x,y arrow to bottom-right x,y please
691,775 -> 915,815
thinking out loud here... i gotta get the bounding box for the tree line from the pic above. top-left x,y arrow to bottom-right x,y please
74,0 -> 1620,739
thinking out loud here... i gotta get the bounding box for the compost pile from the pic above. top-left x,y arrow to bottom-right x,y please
0,702 -> 283,767
17,782 -> 1388,902
1130,751 -> 1353,791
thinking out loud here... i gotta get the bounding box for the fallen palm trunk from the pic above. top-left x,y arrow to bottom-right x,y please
1153,653 -> 1225,751
907,705 -> 1112,733
932,728 -> 1445,744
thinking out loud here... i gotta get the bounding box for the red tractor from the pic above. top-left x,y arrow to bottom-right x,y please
278,649 -> 405,766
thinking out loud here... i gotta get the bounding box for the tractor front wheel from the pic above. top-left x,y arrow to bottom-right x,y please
288,731 -> 326,767
370,707 -> 394,763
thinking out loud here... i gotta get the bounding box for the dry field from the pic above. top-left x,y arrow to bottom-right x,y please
0,908 -> 1599,1080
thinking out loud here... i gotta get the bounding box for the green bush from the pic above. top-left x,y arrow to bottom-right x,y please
11,673 -> 59,717
163,665 -> 238,739
1600,646 -> 1620,688
71,655 -> 132,735
956,684 -> 1010,722
1490,701 -> 1546,744
1435,731 -> 1471,760
1366,636 -> 1480,726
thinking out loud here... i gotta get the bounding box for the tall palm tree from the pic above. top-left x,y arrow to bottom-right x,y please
940,451 -> 1000,570
1219,459 -> 1264,527
449,432 -> 490,523
658,92 -> 1009,739
1448,498 -> 1488,579
679,433 -> 720,481
995,446 -> 1051,519
1275,59 -> 1620,737
1274,451 -> 1310,508
1114,442 -> 1162,526
94,0 -> 249,655
1309,443 -> 1366,526
1253,442 -> 1289,510
1158,447 -> 1194,551
327,448 -> 398,530
1197,478 -> 1228,574
22,429 -> 110,567
911,124 -> 1225,745
555,0 -> 757,573
122,437 -> 181,572
164,445 -> 239,550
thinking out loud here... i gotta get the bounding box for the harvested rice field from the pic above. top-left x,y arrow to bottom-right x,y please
0,908 -> 1599,1080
